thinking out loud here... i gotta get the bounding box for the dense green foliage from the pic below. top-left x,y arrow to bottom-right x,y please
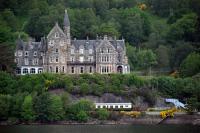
0,71 -> 200,123
21,95 -> 35,122
0,0 -> 200,123
0,0 -> 199,73
96,109 -> 110,120
179,52 -> 200,77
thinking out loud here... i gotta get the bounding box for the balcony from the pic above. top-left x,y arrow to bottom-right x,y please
67,61 -> 96,65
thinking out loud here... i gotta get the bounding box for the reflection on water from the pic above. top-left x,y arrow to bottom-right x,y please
0,125 -> 200,133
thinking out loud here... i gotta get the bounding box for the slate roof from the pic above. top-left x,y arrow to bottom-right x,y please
71,39 -> 125,50
64,9 -> 70,27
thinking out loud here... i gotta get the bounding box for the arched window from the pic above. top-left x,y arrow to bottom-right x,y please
23,68 -> 28,74
55,32 -> 59,38
56,66 -> 59,73
30,68 -> 35,74
79,46 -> 84,54
38,68 -> 43,74
16,68 -> 21,74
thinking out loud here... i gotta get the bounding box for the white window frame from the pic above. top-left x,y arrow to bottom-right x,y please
79,56 -> 84,62
25,58 -> 29,65
55,32 -> 59,38
34,51 -> 37,56
79,48 -> 84,54
89,49 -> 93,54
25,51 -> 29,56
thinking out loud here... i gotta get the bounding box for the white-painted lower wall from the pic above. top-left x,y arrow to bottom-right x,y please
19,66 -> 43,75
95,103 -> 132,109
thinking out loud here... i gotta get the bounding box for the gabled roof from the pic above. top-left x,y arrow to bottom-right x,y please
47,22 -> 67,39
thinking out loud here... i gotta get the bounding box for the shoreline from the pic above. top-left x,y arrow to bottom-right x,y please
1,114 -> 200,126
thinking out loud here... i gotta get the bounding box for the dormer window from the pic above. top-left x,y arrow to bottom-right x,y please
34,51 -> 37,56
25,51 -> 29,56
18,51 -> 22,56
79,48 -> 84,54
107,48 -> 110,53
89,49 -> 93,54
79,56 -> 84,62
55,32 -> 59,38
49,40 -> 54,46
71,49 -> 74,54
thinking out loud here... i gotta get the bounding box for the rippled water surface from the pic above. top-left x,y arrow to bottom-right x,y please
0,125 -> 200,133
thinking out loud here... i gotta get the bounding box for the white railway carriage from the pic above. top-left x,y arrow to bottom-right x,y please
95,103 -> 132,110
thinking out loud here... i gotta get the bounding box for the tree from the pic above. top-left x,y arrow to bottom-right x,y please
76,110 -> 88,122
80,83 -> 89,95
33,92 -> 51,122
180,53 -> 200,77
98,21 -> 120,38
1,9 -> 19,31
137,49 -> 157,74
96,109 -> 110,120
167,13 -> 198,41
48,95 -> 65,121
120,8 -> 151,45
21,95 -> 35,122
155,45 -> 170,68
126,44 -> 138,70
0,94 -> 11,120
170,41 -> 194,69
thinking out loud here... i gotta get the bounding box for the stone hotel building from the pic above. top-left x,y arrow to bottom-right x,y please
15,10 -> 130,75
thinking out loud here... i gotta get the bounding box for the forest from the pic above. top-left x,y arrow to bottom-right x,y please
0,0 -> 199,75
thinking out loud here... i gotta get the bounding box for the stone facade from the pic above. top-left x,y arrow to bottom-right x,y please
15,10 -> 130,75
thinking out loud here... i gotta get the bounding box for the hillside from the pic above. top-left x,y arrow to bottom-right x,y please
0,0 -> 200,75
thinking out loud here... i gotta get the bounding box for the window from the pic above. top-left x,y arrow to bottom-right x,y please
79,48 -> 84,54
56,49 -> 59,53
56,57 -> 59,63
89,56 -> 93,62
71,67 -> 74,73
49,57 -> 53,63
25,51 -> 29,56
16,68 -> 21,74
80,67 -> 84,73
89,49 -> 93,54
18,51 -> 22,56
55,32 -> 59,38
34,51 -> 37,56
25,58 -> 29,65
79,56 -> 84,62
71,49 -> 74,54
62,66 -> 65,73
38,68 -> 43,74
23,68 -> 28,74
56,66 -> 59,73
49,40 -> 54,46
89,67 -> 92,73
71,57 -> 74,62
15,58 -> 18,64
49,66 -> 53,72
30,68 -> 35,74
33,58 -> 38,65
60,40 -> 64,46
108,49 -> 110,53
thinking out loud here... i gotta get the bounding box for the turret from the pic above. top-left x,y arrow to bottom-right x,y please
63,9 -> 70,39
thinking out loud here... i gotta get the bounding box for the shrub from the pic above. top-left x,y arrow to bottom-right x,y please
76,111 -> 88,122
80,83 -> 89,95
96,109 -> 110,120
